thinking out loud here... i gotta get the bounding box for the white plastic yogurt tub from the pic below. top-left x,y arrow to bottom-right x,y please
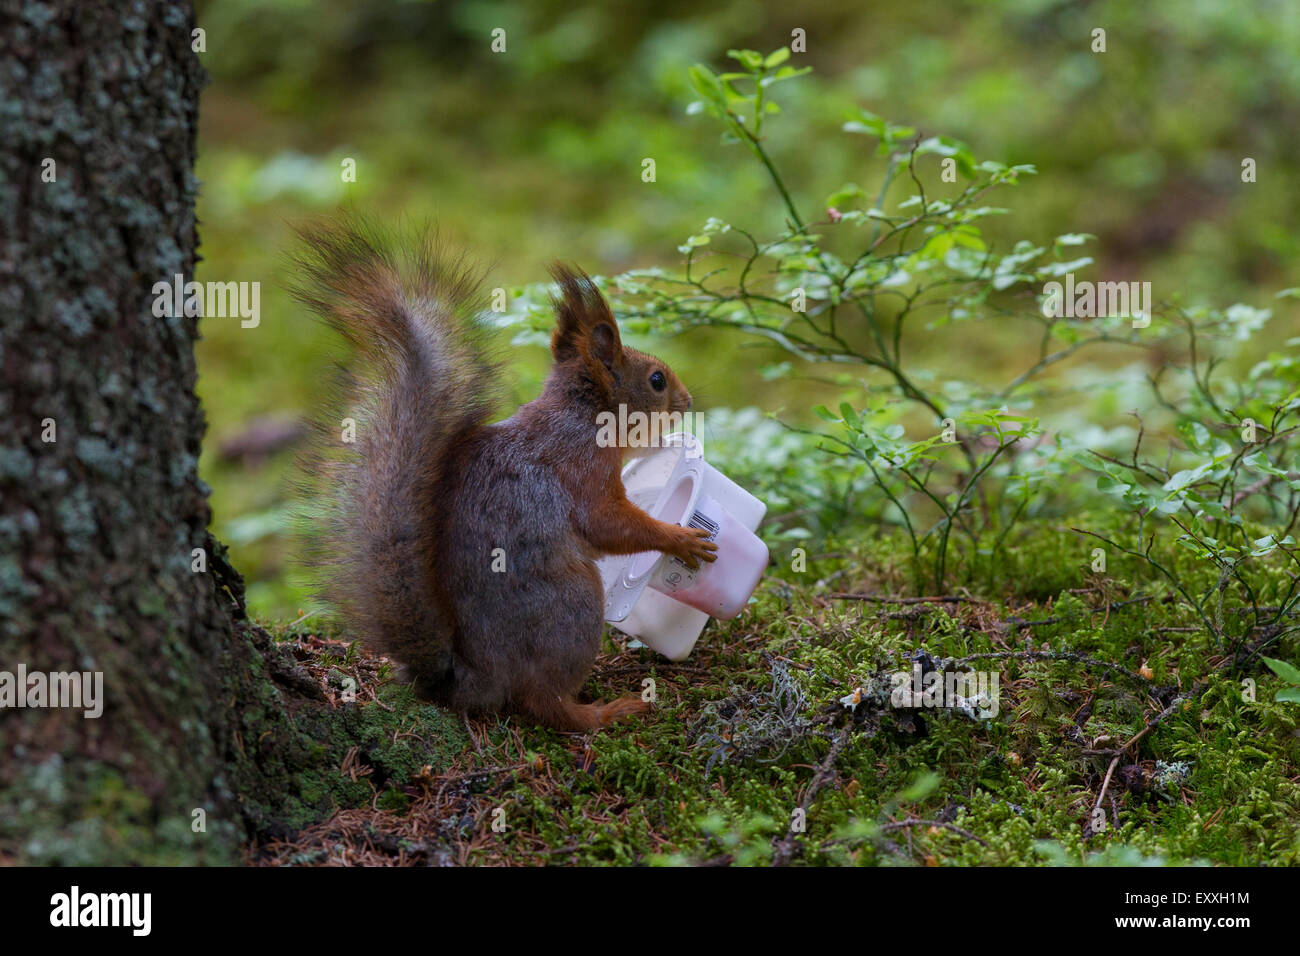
596,433 -> 768,660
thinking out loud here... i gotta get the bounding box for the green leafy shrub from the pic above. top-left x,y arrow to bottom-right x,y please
500,48 -> 1300,650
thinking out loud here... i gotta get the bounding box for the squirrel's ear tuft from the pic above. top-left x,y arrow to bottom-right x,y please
549,262 -> 622,371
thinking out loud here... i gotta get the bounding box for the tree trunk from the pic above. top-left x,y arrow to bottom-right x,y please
0,0 -> 259,863
0,2 -> 466,865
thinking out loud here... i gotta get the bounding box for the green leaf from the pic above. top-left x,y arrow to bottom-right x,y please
763,47 -> 791,68
726,49 -> 764,72
1262,657 -> 1300,686
1243,452 -> 1287,478
760,65 -> 812,87
1163,462 -> 1212,493
1096,474 -> 1131,495
898,771 -> 940,802
915,136 -> 975,177
825,183 -> 865,208
758,361 -> 792,381
843,110 -> 885,137
688,64 -> 728,114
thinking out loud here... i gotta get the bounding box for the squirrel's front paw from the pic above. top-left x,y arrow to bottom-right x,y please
671,526 -> 718,570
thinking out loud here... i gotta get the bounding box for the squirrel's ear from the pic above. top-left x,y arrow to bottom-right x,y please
549,263 -> 622,373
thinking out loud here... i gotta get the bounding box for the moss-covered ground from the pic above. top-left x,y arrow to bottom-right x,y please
249,515 -> 1300,866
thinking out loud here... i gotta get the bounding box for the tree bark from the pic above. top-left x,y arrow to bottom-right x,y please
0,2 -> 467,865
0,0 -> 257,863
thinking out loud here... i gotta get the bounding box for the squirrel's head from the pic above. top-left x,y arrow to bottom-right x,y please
549,264 -> 692,442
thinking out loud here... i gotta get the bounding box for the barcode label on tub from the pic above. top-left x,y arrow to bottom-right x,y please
687,510 -> 719,539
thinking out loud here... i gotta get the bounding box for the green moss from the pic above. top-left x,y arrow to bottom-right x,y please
414,517 -> 1300,866
228,651 -> 467,838
21,516 -> 1295,866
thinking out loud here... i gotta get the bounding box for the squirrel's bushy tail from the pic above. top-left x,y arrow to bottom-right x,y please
289,216 -> 501,692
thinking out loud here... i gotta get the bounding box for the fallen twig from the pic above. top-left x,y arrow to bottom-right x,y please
1088,691 -> 1192,835
879,818 -> 989,847
772,726 -> 852,866
946,649 -> 1156,689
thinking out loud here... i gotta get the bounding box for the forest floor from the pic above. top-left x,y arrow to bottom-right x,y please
248,522 -> 1300,866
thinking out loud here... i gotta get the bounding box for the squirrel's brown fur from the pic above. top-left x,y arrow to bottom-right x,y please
291,217 -> 715,731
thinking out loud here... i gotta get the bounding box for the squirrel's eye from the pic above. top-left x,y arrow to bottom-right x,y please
649,370 -> 666,391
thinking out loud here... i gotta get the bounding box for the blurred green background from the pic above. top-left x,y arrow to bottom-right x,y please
192,0 -> 1300,617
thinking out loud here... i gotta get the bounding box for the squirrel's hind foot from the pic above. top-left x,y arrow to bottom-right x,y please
591,694 -> 652,727
520,692 -> 651,731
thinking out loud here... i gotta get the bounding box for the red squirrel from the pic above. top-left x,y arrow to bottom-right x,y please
291,217 -> 716,731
